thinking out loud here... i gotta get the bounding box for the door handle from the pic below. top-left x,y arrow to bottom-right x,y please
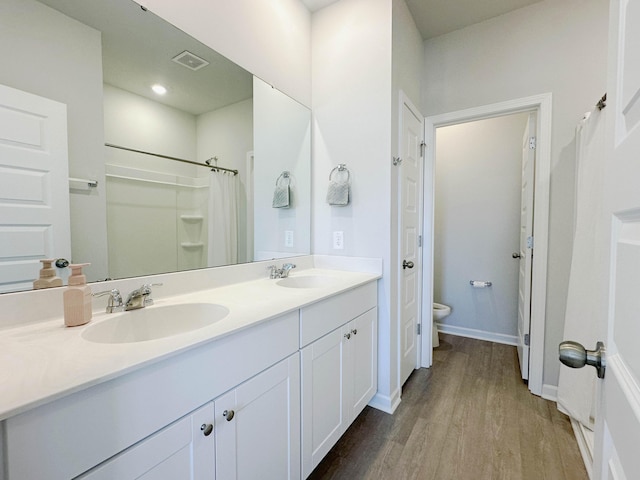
559,341 -> 606,378
402,260 -> 414,269
512,252 -> 523,259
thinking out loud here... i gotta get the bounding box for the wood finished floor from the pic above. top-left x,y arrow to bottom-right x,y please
309,334 -> 588,480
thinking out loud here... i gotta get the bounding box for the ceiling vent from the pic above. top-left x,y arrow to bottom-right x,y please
172,50 -> 209,71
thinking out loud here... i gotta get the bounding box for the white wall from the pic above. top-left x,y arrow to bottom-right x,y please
434,113 -> 528,340
0,0 -> 108,282
422,0 -> 609,387
253,77 -> 311,260
312,0 -> 396,410
140,0 -> 312,107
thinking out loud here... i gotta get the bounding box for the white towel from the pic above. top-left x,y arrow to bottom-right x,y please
327,180 -> 350,206
272,184 -> 290,208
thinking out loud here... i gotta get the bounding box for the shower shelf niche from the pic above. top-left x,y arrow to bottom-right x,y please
181,242 -> 204,249
180,215 -> 204,223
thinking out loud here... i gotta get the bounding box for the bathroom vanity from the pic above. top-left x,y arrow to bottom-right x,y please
0,256 -> 380,479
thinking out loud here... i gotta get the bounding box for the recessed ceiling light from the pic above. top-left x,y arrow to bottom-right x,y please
151,84 -> 167,95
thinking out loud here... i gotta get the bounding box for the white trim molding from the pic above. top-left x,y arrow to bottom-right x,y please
437,323 -> 518,346
423,93 -> 552,397
369,388 -> 402,414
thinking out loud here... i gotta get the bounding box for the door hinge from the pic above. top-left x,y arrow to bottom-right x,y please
524,333 -> 530,346
527,236 -> 534,249
418,235 -> 422,247
420,141 -> 426,158
529,136 -> 536,149
417,323 -> 421,335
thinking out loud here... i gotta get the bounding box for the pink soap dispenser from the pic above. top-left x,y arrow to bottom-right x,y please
64,263 -> 92,327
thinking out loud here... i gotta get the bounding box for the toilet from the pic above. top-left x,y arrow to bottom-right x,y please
432,303 -> 451,348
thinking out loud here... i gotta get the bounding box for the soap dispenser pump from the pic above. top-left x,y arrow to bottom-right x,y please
64,263 -> 92,327
33,259 -> 63,289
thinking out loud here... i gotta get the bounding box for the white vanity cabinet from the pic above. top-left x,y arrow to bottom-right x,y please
214,353 -> 300,480
77,402 -> 215,480
4,311 -> 299,480
77,353 -> 300,480
299,283 -> 378,478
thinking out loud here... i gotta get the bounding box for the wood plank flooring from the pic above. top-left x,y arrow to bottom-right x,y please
309,334 -> 588,480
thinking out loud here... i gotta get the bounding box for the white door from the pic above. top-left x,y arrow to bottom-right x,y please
399,95 -> 424,386
592,0 -> 640,477
0,84 -> 70,292
215,354 -> 300,480
516,112 -> 536,380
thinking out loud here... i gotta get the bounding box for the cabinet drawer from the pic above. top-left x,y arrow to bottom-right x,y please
300,282 -> 377,347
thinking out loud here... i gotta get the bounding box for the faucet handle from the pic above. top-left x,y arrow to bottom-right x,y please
142,283 -> 163,306
93,289 -> 123,313
267,265 -> 279,279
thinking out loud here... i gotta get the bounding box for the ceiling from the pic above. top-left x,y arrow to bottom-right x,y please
302,0 -> 543,39
39,0 -> 252,115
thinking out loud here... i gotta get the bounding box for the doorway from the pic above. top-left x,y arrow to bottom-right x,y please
421,94 -> 552,396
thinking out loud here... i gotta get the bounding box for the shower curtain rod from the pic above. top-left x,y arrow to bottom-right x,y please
105,143 -> 238,175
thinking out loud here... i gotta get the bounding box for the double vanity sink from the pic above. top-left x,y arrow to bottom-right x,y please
1,258 -> 381,479
81,273 -> 338,344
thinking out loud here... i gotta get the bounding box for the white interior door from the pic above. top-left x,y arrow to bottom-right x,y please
593,0 -> 640,477
399,95 -> 424,386
516,112 -> 536,381
0,84 -> 70,293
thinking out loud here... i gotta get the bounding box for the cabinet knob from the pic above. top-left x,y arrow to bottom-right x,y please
351,328 -> 358,335
223,409 -> 235,421
200,423 -> 213,436
344,332 -> 351,340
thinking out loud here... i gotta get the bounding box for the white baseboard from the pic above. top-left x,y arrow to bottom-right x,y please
541,384 -> 558,402
570,417 -> 594,479
437,323 -> 518,346
369,388 -> 401,414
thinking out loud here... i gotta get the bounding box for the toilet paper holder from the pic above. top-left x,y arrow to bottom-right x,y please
469,280 -> 492,288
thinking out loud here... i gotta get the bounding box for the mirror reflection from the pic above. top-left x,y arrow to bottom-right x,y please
0,0 -> 311,293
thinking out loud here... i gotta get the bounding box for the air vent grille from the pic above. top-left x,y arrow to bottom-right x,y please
172,51 -> 209,71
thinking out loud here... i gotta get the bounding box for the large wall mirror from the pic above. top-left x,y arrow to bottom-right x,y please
0,0 -> 311,293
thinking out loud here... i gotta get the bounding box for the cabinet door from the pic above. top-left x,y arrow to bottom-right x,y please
77,403 -> 215,480
346,307 -> 378,422
301,328 -> 348,477
214,354 -> 300,480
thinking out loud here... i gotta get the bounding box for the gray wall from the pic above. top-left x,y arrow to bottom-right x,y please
422,0 -> 609,388
434,113 -> 528,340
0,0 -> 108,281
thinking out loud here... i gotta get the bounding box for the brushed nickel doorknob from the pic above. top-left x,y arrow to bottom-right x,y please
223,409 -> 235,421
403,260 -> 414,269
559,340 -> 606,378
512,252 -> 523,259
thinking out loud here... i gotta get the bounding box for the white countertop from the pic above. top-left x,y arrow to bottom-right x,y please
0,267 -> 379,421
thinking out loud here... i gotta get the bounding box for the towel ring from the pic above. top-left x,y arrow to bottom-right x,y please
275,171 -> 291,187
329,164 -> 350,182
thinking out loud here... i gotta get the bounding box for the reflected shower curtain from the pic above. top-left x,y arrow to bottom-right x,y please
207,171 -> 238,267
557,108 -> 607,432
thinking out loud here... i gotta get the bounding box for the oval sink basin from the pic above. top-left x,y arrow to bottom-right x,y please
276,275 -> 337,289
82,303 -> 229,344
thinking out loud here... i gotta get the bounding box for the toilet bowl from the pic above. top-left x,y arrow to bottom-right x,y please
432,303 -> 451,348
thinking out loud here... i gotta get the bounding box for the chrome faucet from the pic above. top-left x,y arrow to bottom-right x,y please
267,263 -> 296,279
124,283 -> 162,310
93,289 -> 124,313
